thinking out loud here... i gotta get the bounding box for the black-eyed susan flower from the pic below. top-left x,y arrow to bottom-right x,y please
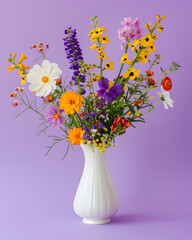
89,44 -> 97,50
96,46 -> 105,53
158,26 -> 164,32
104,61 -> 114,70
96,52 -> 109,60
100,35 -> 110,45
123,67 -> 140,80
140,33 -> 154,47
138,50 -> 150,63
120,53 -> 132,64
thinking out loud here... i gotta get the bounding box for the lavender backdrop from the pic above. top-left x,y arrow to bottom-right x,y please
0,0 -> 192,239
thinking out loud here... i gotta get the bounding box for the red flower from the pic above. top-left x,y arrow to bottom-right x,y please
147,77 -> 156,86
44,94 -> 52,102
134,99 -> 143,105
111,117 -> 131,133
162,77 -> 172,91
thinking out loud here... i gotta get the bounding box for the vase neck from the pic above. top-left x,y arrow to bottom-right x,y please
80,144 -> 107,165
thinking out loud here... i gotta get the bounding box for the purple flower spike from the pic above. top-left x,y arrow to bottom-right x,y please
97,78 -> 123,102
63,27 -> 86,94
44,104 -> 64,128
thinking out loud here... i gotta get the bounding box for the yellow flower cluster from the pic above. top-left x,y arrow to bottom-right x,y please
7,52 -> 30,85
88,25 -> 114,71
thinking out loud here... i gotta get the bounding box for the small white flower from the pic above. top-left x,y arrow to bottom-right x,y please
26,60 -> 62,97
157,86 -> 174,110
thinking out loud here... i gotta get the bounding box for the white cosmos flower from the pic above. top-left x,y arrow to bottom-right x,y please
157,85 -> 174,110
26,60 -> 62,97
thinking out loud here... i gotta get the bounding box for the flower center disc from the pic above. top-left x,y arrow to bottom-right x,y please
54,113 -> 59,120
42,76 -> 49,83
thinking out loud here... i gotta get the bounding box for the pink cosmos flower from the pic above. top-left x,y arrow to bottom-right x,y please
44,104 -> 64,128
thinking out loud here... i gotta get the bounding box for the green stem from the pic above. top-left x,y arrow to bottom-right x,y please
142,99 -> 161,116
116,41 -> 129,82
74,113 -> 81,128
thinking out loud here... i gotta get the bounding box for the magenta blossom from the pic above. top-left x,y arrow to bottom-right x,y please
44,104 -> 64,128
118,17 -> 142,50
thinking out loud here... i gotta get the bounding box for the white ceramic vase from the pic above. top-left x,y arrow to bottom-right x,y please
73,144 -> 119,224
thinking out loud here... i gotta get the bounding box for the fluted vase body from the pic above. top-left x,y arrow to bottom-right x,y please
73,144 -> 119,224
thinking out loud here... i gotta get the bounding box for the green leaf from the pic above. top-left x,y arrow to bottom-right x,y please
128,104 -> 135,114
116,124 -> 121,133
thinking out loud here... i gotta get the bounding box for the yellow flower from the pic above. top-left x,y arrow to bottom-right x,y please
90,36 -> 98,42
88,29 -> 95,36
149,96 -> 154,99
161,15 -> 166,20
96,46 -> 105,53
59,91 -> 84,115
100,35 -> 110,45
120,53 -> 132,64
135,110 -> 141,117
13,53 -> 17,58
138,50 -> 150,63
97,52 -> 109,60
104,61 -> 114,70
67,127 -> 85,145
158,26 -> 164,32
21,78 -> 26,85
123,67 -> 140,80
128,39 -> 139,51
101,26 -> 108,32
148,44 -> 156,53
7,65 -> 16,72
108,80 -> 114,89
156,15 -> 160,20
123,85 -> 127,91
144,23 -> 151,28
89,44 -> 97,50
151,33 -> 158,40
19,52 -> 27,63
140,33 -> 154,47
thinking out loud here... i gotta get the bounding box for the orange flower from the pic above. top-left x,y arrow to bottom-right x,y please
59,91 -> 84,115
134,99 -> 143,105
162,77 -> 172,91
145,70 -> 154,77
147,78 -> 156,86
56,77 -> 62,84
45,94 -> 52,102
68,127 -> 85,145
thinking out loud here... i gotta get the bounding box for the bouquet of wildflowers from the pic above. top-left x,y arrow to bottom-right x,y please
7,15 -> 180,158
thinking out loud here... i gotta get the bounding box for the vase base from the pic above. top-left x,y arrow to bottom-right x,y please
83,218 -> 110,225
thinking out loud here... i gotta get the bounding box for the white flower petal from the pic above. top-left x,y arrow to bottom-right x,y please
29,82 -> 43,92
26,72 -> 41,83
30,64 -> 44,76
49,67 -> 62,80
50,63 -> 58,71
35,85 -> 46,97
166,99 -> 174,108
163,101 -> 168,109
42,60 -> 51,76
43,83 -> 52,96
157,92 -> 161,98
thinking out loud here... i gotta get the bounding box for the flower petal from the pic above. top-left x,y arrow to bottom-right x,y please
29,81 -> 43,92
110,83 -> 123,97
104,91 -> 116,102
97,89 -> 106,97
49,67 -> 62,80
30,64 -> 44,76
98,78 -> 109,90
42,60 -> 51,76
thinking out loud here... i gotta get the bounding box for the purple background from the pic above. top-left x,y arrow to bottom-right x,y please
0,0 -> 192,239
